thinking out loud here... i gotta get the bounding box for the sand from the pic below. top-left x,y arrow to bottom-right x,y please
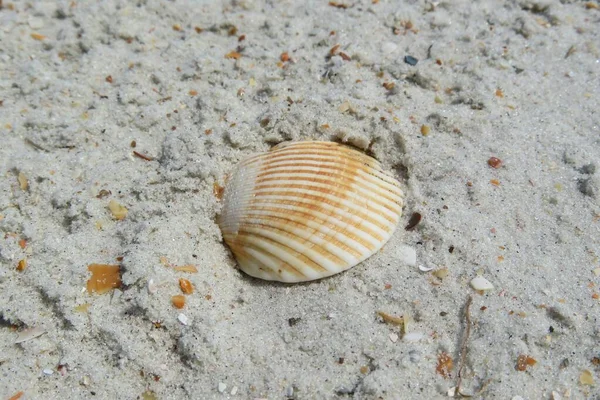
1,0 -> 599,399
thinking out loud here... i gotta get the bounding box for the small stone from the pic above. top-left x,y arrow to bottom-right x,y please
81,375 -> 91,386
28,16 -> 45,29
470,276 -> 494,291
218,382 -> 227,392
404,55 -> 418,66
43,368 -> 54,375
389,333 -> 399,343
580,369 -> 594,385
488,157 -> 502,168
230,386 -> 238,395
147,279 -> 157,294
177,313 -> 189,325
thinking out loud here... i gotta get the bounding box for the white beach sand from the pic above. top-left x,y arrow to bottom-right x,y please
1,0 -> 599,399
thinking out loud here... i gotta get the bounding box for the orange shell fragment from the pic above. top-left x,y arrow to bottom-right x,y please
179,278 -> 194,294
87,264 -> 122,294
172,295 -> 185,309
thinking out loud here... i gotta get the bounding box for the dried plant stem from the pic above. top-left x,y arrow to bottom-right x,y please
455,295 -> 473,397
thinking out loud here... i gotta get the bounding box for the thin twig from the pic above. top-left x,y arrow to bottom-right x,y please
133,151 -> 153,161
455,295 -> 473,397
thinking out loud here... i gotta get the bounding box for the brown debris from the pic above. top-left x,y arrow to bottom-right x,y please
16,258 -> 27,272
173,265 -> 198,273
280,52 -> 290,62
108,200 -> 128,220
455,296 -> 473,396
339,52 -> 351,61
436,352 -> 454,378
225,51 -> 241,60
194,26 -> 203,33
487,157 -> 502,168
31,33 -> 46,41
172,295 -> 185,309
87,264 -> 122,294
405,212 -> 422,231
189,90 -> 198,96
329,1 -> 349,9
133,151 -> 153,161
96,189 -> 111,199
516,354 -> 537,371
420,125 -> 430,136
179,278 -> 194,294
172,24 -> 182,32
377,311 -> 404,326
18,172 -> 28,191
329,44 -> 341,56
8,392 -> 24,400
213,182 -> 225,200
383,82 -> 395,91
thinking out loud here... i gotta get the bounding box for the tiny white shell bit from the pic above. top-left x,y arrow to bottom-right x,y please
218,141 -> 404,282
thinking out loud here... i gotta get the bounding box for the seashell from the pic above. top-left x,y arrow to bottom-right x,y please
470,276 -> 494,291
217,141 -> 404,282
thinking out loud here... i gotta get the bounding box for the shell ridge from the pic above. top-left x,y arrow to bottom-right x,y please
240,219 -> 360,263
246,200 -> 387,243
237,233 -> 327,279
257,165 -> 402,201
249,192 -> 396,232
253,182 -> 400,221
256,173 -> 403,209
239,224 -> 348,270
242,208 -> 380,249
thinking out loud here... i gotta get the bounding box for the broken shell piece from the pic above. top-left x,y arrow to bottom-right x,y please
217,141 -> 404,282
177,313 -> 189,325
418,265 -> 434,272
470,276 -> 494,291
15,326 -> 47,344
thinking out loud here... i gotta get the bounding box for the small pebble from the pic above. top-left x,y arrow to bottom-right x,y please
488,157 -> 503,168
404,55 -> 419,66
284,385 -> 294,397
43,368 -> 54,375
218,382 -> 227,393
177,313 -> 189,325
389,333 -> 399,343
470,276 -> 494,291
28,16 -> 45,29
147,278 -> 157,294
230,386 -> 238,395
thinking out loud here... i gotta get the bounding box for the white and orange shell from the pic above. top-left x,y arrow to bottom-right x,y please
217,141 -> 404,282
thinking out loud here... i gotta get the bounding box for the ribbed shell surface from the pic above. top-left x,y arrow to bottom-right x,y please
218,141 -> 404,282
